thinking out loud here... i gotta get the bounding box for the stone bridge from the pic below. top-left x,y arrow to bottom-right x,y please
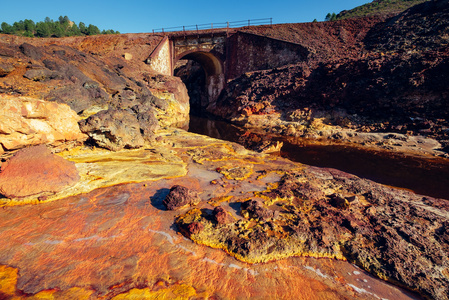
146,28 -> 308,109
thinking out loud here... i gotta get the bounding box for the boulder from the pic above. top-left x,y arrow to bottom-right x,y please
23,68 -> 58,81
78,108 -> 145,151
0,95 -> 87,152
162,185 -> 200,210
130,104 -> 159,141
0,63 -> 15,77
0,145 -> 79,199
19,43 -> 43,60
213,206 -> 232,224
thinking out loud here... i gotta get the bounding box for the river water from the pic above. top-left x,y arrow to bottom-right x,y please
189,115 -> 449,200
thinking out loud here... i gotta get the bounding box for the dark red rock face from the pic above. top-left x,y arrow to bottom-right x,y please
0,145 -> 79,198
213,206 -> 231,224
211,0 -> 449,149
162,185 -> 200,211
187,222 -> 204,235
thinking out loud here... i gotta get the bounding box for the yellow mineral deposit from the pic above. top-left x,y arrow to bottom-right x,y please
0,140 -> 187,206
0,129 -> 428,299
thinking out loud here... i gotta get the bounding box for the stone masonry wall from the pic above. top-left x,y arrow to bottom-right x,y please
147,36 -> 172,76
226,32 -> 309,79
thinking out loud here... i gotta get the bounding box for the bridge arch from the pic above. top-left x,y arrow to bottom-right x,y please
174,50 -> 225,113
175,50 -> 223,76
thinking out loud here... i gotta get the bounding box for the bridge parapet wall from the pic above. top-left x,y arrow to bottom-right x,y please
172,33 -> 227,63
227,32 -> 309,79
146,36 -> 172,76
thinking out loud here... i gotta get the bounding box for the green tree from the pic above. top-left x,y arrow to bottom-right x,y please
67,23 -> 81,36
1,22 -> 13,34
59,15 -> 70,25
23,19 -> 35,33
23,31 -> 34,37
79,22 -> 87,35
102,29 -> 120,34
1,17 -> 119,38
86,24 -> 100,35
36,22 -> 51,37
53,22 -> 65,37
12,21 -> 25,33
325,12 -> 337,21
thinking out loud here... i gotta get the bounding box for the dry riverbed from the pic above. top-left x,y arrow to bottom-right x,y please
0,129 -> 447,299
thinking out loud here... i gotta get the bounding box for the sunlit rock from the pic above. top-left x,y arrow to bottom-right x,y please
0,145 -> 79,199
0,95 -> 87,152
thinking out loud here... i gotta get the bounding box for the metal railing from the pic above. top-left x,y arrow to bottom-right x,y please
152,18 -> 272,34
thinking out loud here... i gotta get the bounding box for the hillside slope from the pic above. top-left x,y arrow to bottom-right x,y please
212,0 -> 449,155
337,0 -> 430,19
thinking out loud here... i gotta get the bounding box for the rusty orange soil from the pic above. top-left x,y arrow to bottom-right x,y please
0,131 -> 420,299
0,179 -> 418,299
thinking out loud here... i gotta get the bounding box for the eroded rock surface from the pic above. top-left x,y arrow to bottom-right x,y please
0,128 -> 441,300
78,108 -> 145,151
0,34 -> 190,130
163,131 -> 449,300
0,95 -> 87,154
0,144 -> 79,199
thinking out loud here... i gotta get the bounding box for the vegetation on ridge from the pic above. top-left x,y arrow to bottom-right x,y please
334,0 -> 430,20
0,16 -> 120,38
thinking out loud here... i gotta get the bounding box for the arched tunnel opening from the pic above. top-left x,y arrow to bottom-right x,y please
174,59 -> 207,116
174,51 -> 224,117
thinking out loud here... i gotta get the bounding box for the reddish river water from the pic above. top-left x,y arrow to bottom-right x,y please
189,115 -> 449,200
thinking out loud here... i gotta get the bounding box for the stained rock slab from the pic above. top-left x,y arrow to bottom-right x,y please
0,95 -> 87,154
176,167 -> 449,300
0,145 -> 79,199
0,128 -> 432,299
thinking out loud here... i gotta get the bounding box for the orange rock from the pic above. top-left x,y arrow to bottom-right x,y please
0,144 -> 79,199
0,95 -> 87,151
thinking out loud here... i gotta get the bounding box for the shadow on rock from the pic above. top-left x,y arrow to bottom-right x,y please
150,188 -> 170,210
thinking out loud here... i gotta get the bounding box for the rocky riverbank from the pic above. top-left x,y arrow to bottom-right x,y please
209,0 -> 449,158
0,129 -> 446,299
0,33 -> 189,157
0,1 -> 448,299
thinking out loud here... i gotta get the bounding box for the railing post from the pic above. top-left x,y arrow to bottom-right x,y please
151,18 -> 273,34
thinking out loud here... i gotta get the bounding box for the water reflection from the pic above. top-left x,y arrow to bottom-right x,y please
189,115 -> 449,199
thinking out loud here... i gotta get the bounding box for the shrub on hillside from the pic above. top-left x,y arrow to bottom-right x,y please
0,16 -> 120,37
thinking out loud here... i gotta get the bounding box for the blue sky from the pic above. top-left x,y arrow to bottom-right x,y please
1,0 -> 370,33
